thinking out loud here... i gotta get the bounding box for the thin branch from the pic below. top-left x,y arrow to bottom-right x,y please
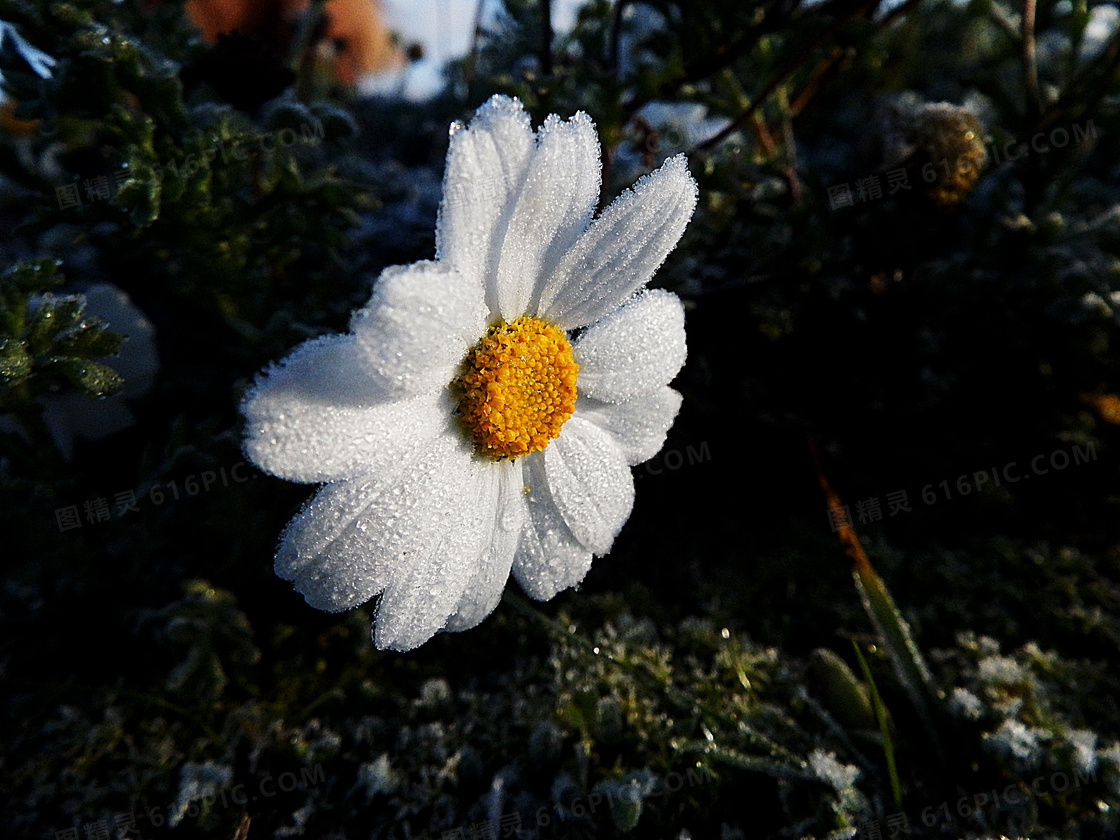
461,0 -> 489,103
621,3 -> 786,116
692,0 -> 885,154
541,0 -> 554,77
1022,0 -> 1042,118
608,0 -> 630,76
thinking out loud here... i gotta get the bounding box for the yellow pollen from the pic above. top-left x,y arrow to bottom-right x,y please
455,316 -> 579,459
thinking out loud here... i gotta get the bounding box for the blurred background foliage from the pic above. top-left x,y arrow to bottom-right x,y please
3,0 -> 1120,837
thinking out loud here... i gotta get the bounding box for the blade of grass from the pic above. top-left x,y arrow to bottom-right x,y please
850,638 -> 902,812
809,437 -> 944,763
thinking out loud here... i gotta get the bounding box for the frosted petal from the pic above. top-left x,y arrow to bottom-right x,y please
576,387 -> 683,465
513,453 -> 593,600
242,335 -> 447,483
373,440 -> 499,651
276,429 -> 497,646
494,111 -> 602,320
436,95 -> 534,303
542,415 -> 635,555
274,429 -> 456,609
574,289 -> 687,403
275,467 -> 401,588
537,155 -> 697,329
351,261 -> 487,397
444,459 -> 526,632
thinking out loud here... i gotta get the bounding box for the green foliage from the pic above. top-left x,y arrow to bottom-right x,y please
0,260 -> 124,439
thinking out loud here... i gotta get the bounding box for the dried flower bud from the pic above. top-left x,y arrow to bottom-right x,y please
877,94 -> 987,207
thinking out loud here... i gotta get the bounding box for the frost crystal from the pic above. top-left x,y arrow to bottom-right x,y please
948,686 -> 984,721
808,748 -> 859,791
355,754 -> 398,800
977,654 -> 1026,686
169,761 -> 233,827
1068,729 -> 1098,777
983,719 -> 1045,770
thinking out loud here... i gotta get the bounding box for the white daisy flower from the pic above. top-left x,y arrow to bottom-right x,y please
242,95 -> 697,651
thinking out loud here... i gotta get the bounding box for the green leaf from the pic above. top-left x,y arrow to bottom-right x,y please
599,771 -> 657,833
852,560 -> 944,761
0,339 -> 32,383
53,323 -> 124,358
850,639 -> 902,812
25,295 -> 83,349
46,357 -> 124,398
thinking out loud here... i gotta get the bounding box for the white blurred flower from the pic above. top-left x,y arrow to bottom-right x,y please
0,20 -> 57,84
1081,5 -> 1120,61
638,101 -> 731,150
242,95 -> 696,651
614,101 -> 731,184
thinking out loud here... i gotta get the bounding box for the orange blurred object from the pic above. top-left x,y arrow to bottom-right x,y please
184,0 -> 402,86
0,99 -> 40,137
1082,392 -> 1120,425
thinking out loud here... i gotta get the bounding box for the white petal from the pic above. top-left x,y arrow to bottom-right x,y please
444,459 -> 527,632
494,112 -> 602,320
273,431 -> 450,606
542,415 -> 635,554
241,335 -> 448,483
436,95 -> 534,301
573,289 -> 687,403
576,387 -> 683,465
275,429 -> 499,651
374,439 -> 500,651
276,471 -> 406,612
350,261 -> 487,398
537,154 -> 697,329
513,453 -> 593,600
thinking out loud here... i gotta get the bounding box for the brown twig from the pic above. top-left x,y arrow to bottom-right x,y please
1022,0 -> 1042,118
806,436 -> 873,575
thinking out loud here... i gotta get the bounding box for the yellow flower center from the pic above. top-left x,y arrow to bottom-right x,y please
455,316 -> 579,459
